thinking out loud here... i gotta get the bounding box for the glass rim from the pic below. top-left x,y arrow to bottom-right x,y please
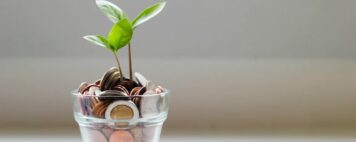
71,88 -> 170,98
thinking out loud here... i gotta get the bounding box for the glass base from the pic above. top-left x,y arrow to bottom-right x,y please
76,112 -> 165,142
78,123 -> 163,142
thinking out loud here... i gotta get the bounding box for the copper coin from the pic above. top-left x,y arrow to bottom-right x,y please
155,86 -> 164,94
90,97 -> 99,108
99,104 -> 109,117
81,84 -> 100,94
95,79 -> 101,85
78,82 -> 89,94
92,102 -> 102,116
120,79 -> 139,92
136,87 -> 146,96
132,87 -> 146,108
93,102 -> 110,118
112,85 -> 130,95
129,87 -> 142,96
109,131 -> 134,142
89,86 -> 101,96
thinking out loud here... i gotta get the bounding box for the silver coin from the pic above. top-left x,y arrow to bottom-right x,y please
105,101 -> 139,120
140,92 -> 161,118
89,86 -> 101,96
145,81 -> 157,92
158,93 -> 168,113
134,72 -> 148,87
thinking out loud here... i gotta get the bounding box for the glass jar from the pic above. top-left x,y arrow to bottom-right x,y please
72,89 -> 169,142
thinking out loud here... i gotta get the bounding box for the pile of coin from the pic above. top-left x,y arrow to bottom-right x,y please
77,67 -> 166,120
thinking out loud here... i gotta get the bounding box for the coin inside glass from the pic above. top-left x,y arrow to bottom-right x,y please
100,67 -> 119,90
105,101 -> 139,121
109,131 -> 134,142
135,72 -> 148,86
78,82 -> 89,94
110,105 -> 134,119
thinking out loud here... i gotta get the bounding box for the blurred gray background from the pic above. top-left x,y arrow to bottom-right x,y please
0,0 -> 356,133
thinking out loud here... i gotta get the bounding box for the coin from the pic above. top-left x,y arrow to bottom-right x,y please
100,67 -> 120,90
134,72 -> 148,87
136,87 -> 146,95
145,81 -> 156,92
158,94 -> 168,113
129,87 -> 141,96
109,131 -> 134,142
86,96 -> 95,115
77,95 -> 88,115
81,84 -> 100,95
98,90 -> 129,102
90,97 -> 99,108
140,92 -> 161,118
95,79 -> 101,85
79,95 -> 95,116
79,82 -> 89,94
105,71 -> 121,90
131,87 -> 146,109
121,79 -> 139,92
112,105 -> 133,119
155,86 -> 164,94
112,85 -> 130,95
89,86 -> 101,96
105,101 -> 139,120
93,102 -> 110,118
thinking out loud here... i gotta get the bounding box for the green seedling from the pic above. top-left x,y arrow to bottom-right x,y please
83,0 -> 166,81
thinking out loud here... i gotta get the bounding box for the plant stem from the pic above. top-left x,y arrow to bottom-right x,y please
113,52 -> 124,82
128,42 -> 133,81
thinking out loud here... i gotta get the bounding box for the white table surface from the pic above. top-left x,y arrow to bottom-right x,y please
1,129 -> 355,142
1,136 -> 356,142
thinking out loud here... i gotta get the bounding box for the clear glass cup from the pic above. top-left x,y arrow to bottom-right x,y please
72,89 -> 169,142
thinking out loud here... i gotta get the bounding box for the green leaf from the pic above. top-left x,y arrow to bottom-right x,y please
107,19 -> 133,52
132,1 -> 166,28
83,35 -> 111,50
96,0 -> 125,23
